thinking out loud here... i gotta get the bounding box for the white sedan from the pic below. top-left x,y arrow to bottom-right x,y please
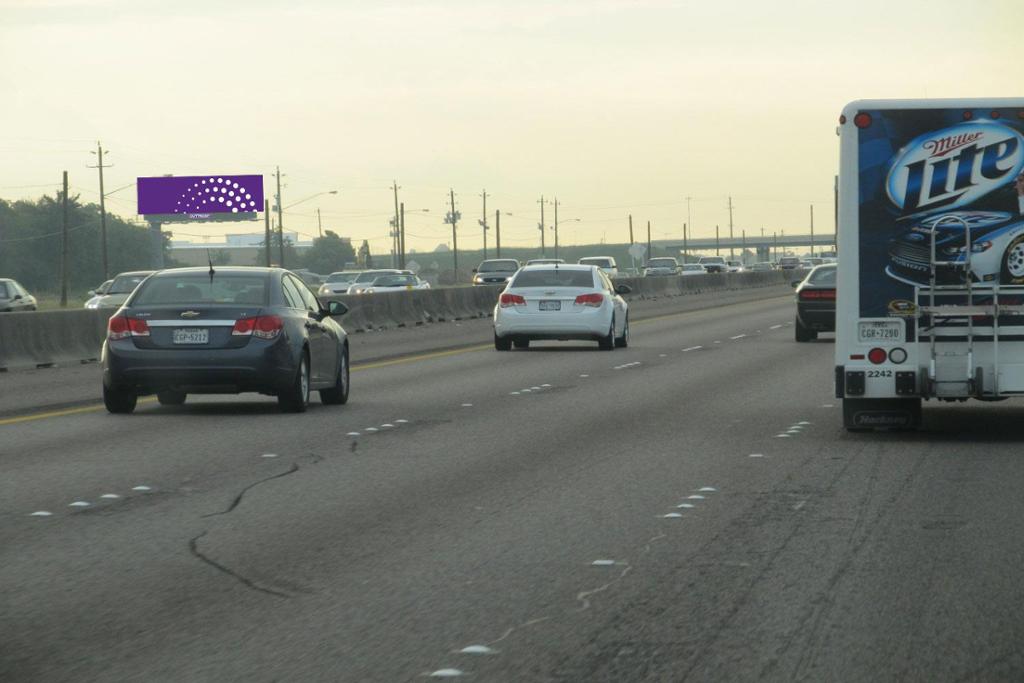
493,264 -> 631,350
361,273 -> 431,293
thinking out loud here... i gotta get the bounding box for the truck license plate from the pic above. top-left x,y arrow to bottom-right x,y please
173,328 -> 209,344
858,320 -> 902,343
539,300 -> 561,311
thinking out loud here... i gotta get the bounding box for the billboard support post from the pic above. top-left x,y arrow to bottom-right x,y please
148,219 -> 165,269
264,199 -> 271,267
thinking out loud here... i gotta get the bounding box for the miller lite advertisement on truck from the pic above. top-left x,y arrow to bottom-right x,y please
858,109 -> 1024,328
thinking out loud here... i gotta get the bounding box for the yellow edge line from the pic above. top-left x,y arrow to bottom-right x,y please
0,397 -> 156,426
352,344 -> 492,371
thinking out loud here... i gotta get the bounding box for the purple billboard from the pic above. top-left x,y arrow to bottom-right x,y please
137,174 -> 264,218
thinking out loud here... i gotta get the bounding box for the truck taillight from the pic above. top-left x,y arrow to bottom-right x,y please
868,348 -> 887,365
574,293 -> 604,307
854,113 -> 872,129
500,293 -> 526,307
108,315 -> 149,339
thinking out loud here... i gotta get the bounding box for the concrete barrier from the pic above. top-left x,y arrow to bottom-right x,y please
0,309 -> 108,371
2,272 -> 797,367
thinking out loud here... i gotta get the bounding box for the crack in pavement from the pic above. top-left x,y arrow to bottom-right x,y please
202,463 -> 300,518
188,530 -> 290,599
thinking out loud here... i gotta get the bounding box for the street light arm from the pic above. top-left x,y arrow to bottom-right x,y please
283,189 -> 338,210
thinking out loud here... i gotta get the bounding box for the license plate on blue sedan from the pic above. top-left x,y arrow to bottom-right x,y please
172,328 -> 209,344
539,300 -> 561,311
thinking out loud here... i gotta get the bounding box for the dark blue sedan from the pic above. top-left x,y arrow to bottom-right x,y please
101,267 -> 350,414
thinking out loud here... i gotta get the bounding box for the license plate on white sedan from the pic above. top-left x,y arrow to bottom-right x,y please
172,328 -> 209,344
539,300 -> 561,311
857,320 -> 903,343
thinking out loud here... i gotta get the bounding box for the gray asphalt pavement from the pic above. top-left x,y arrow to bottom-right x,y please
3,290 -> 1024,682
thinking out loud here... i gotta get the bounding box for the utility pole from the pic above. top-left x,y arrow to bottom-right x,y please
316,207 -> 323,238
773,231 -> 778,260
834,175 -> 839,253
728,196 -> 735,260
682,222 -> 688,263
553,197 -> 559,259
60,171 -> 69,307
400,202 -> 406,269
275,166 -> 285,267
686,196 -> 692,263
646,220 -> 652,258
264,199 -> 271,266
87,142 -> 112,278
495,209 -> 501,258
479,190 -> 488,260
716,225 -> 720,255
810,204 -> 815,256
538,195 -> 546,256
445,189 -> 460,278
392,180 -> 401,268
742,229 -> 746,263
628,214 -> 634,244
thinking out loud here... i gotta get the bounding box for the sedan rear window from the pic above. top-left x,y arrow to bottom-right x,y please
511,269 -> 596,288
132,274 -> 269,305
579,258 -> 612,268
479,260 -> 519,272
108,274 -> 150,294
807,266 -> 837,285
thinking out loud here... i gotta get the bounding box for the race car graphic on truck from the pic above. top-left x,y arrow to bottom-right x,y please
856,111 -> 1024,323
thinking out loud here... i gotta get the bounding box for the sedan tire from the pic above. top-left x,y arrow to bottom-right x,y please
795,316 -> 816,342
104,385 -> 137,414
279,353 -> 310,413
320,346 -> 350,405
598,317 -> 615,351
615,315 -> 630,348
494,333 -> 512,351
513,339 -> 530,349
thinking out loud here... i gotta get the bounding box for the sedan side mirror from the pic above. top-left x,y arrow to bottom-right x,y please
326,300 -> 348,317
12,294 -> 22,300
615,284 -> 632,295
472,268 -> 478,273
87,290 -> 96,297
791,281 -> 800,288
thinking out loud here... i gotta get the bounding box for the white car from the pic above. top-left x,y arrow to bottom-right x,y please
577,256 -> 619,278
318,271 -> 361,296
643,257 -> 679,276
493,264 -> 631,350
680,263 -> 707,276
525,258 -> 565,266
362,273 -> 430,293
84,270 -> 154,309
726,260 -> 744,272
346,269 -> 404,295
697,256 -> 728,273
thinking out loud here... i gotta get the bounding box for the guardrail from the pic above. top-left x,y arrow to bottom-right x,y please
0,270 -> 800,371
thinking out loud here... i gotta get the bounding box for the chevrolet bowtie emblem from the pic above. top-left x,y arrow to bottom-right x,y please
180,310 -> 201,318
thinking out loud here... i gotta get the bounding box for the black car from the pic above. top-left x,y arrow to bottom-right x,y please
794,263 -> 836,342
102,267 -> 350,414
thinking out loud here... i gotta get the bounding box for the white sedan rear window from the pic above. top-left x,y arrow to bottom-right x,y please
511,270 -> 596,288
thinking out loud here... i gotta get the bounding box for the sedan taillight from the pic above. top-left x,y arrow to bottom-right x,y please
574,293 -> 604,307
500,293 -> 526,307
233,315 -> 283,339
799,289 -> 836,300
108,315 -> 149,339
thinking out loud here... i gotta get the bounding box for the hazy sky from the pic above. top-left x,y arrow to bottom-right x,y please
1,0 -> 1021,255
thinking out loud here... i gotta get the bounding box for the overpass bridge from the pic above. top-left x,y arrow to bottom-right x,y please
652,232 -> 837,260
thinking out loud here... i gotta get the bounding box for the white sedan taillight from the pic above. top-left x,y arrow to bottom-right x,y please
574,293 -> 604,307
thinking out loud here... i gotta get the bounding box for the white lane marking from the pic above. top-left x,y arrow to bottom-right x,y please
682,345 -> 703,352
770,324 -> 783,330
365,427 -> 379,433
776,434 -> 791,438
132,486 -> 152,492
688,495 -> 705,500
749,453 -> 766,458
793,500 -> 807,511
798,421 -> 811,425
530,387 -> 541,391
346,432 -> 361,437
713,340 -> 721,344
756,329 -> 762,333
100,494 -> 120,499
30,511 -> 53,517
522,389 -> 532,393
460,404 -> 473,408
69,501 -> 90,507
261,453 -> 279,458
659,353 -> 667,357
663,512 -> 683,518
381,424 -> 395,429
822,404 -> 834,408
429,669 -> 466,678
458,645 -> 496,655
396,419 -> 409,423
676,503 -> 695,509
698,487 -> 717,492
579,374 -> 589,378
591,559 -> 616,566
510,391 -> 521,395
730,334 -> 746,340
541,384 -> 552,387
786,430 -> 801,435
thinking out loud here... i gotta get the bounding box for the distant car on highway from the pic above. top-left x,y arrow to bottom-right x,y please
750,261 -> 775,272
778,256 -> 802,270
577,256 -> 619,278
642,257 -> 679,276
493,264 -> 631,351
472,259 -> 521,285
794,263 -> 836,342
318,271 -> 361,296
680,263 -> 707,276
0,278 -> 37,312
84,270 -> 154,309
525,258 -> 565,266
698,256 -> 728,273
362,273 -> 430,293
347,269 -> 404,295
726,260 -> 744,272
101,267 -> 350,414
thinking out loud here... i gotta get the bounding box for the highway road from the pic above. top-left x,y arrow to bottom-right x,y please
4,290 -> 1024,682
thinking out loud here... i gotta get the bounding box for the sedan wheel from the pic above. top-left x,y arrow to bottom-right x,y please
598,317 -> 616,351
320,347 -> 350,405
279,354 -> 310,413
103,385 -> 137,414
615,316 -> 630,348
